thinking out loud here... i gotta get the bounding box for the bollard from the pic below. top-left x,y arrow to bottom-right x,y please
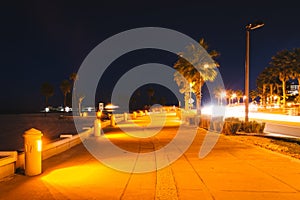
23,128 -> 43,176
124,112 -> 128,121
139,110 -> 144,117
110,114 -> 116,127
133,111 -> 137,119
94,119 -> 101,136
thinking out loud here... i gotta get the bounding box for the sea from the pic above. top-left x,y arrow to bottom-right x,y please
0,112 -> 95,151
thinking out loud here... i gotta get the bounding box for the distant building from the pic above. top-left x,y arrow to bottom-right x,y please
287,83 -> 299,96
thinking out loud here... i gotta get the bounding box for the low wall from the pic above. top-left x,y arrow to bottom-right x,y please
42,128 -> 92,160
16,114 -> 125,170
3,114 -> 126,179
0,151 -> 17,180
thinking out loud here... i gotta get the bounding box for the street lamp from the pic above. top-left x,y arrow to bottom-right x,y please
245,21 -> 264,122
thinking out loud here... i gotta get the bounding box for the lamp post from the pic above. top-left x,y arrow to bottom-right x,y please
245,21 -> 264,122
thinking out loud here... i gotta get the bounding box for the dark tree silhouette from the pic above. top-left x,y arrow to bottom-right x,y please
40,82 -> 54,108
60,79 -> 71,107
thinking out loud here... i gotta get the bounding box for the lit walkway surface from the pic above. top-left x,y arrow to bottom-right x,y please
1,113 -> 300,200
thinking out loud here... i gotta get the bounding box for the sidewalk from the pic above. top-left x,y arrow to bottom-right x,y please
1,113 -> 300,200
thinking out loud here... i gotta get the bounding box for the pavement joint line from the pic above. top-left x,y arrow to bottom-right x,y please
244,160 -> 300,193
119,143 -> 141,200
182,152 -> 216,200
223,136 -> 300,193
220,189 -> 298,193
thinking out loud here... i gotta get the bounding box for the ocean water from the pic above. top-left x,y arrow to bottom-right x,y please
0,113 -> 95,151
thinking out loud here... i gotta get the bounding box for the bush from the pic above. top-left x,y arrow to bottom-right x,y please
241,121 -> 265,133
199,116 -> 210,129
224,117 -> 240,122
222,121 -> 242,135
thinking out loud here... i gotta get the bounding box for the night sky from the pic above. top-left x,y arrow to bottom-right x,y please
1,1 -> 300,113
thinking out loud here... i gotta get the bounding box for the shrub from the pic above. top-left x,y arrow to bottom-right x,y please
222,121 -> 242,135
241,121 -> 265,133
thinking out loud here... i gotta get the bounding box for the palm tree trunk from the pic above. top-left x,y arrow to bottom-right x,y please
263,84 -> 267,108
269,84 -> 273,104
196,86 -> 202,115
184,92 -> 189,110
64,94 -> 67,107
298,78 -> 300,95
282,80 -> 286,106
45,96 -> 48,107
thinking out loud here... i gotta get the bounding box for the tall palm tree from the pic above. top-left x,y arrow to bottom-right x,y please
213,86 -> 226,105
269,49 -> 296,106
290,48 -> 300,94
69,72 -> 78,95
60,79 -> 71,107
174,38 -> 219,114
256,66 -> 281,107
249,90 -> 258,102
40,82 -> 54,108
174,71 -> 190,110
235,89 -> 243,104
147,87 -> 155,106
225,89 -> 235,105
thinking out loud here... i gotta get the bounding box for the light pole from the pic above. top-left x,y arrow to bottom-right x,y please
245,21 -> 264,122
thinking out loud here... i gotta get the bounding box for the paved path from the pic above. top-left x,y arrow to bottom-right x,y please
1,113 -> 300,200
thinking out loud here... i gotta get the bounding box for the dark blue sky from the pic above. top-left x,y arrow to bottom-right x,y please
1,1 -> 300,113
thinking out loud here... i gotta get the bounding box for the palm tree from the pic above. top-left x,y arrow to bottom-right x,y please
69,72 -> 78,83
257,66 -> 281,107
249,90 -> 258,102
69,72 -> 80,114
174,71 -> 190,110
226,89 -> 234,105
269,49 -> 296,106
290,48 -> 300,94
174,38 -> 219,114
60,79 -> 71,107
78,95 -> 85,116
147,87 -> 155,106
235,89 -> 243,104
69,72 -> 78,95
213,86 -> 226,105
40,82 -> 54,108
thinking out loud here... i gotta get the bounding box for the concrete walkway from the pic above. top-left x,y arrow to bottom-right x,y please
1,113 -> 300,200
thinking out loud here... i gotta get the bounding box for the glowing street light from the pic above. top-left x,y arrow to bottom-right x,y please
245,21 -> 264,122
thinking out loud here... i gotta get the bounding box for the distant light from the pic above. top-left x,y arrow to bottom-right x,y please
45,107 -> 50,112
65,106 -> 70,112
105,104 -> 119,110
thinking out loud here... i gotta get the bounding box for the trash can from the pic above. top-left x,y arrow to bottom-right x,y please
23,128 -> 43,176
